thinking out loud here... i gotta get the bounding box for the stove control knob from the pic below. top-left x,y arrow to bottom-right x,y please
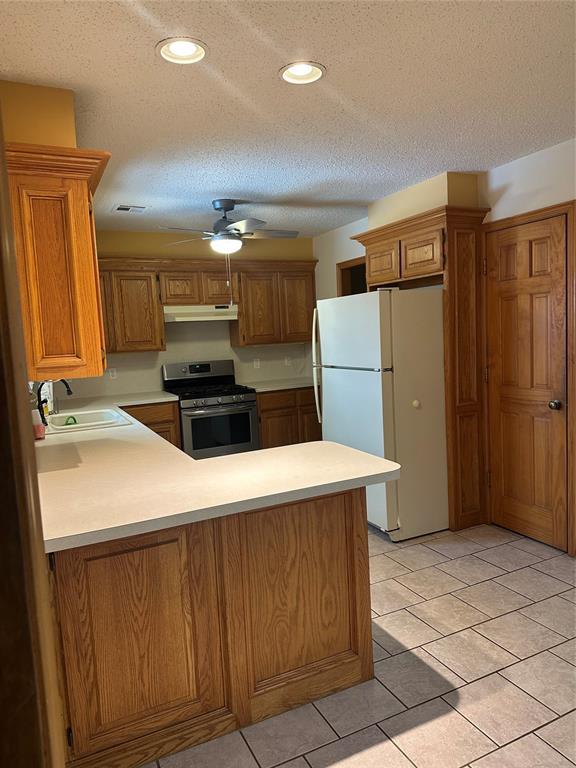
239,394 -> 244,401
201,399 -> 206,406
232,395 -> 237,401
191,400 -> 197,407
217,397 -> 223,404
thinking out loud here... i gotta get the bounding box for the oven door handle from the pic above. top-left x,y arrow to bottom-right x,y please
182,405 -> 256,418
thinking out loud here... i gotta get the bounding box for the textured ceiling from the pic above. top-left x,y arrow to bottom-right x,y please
1,0 -> 574,235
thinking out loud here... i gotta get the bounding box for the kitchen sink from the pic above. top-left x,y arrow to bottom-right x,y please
47,408 -> 131,433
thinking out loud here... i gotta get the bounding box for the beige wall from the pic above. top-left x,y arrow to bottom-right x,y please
69,322 -> 311,398
0,80 -> 76,146
479,138 -> 576,221
313,217 -> 368,299
96,230 -> 314,261
368,171 -> 479,228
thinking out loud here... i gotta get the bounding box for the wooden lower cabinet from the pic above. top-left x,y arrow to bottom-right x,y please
52,489 -> 371,768
258,388 -> 322,448
121,402 -> 181,448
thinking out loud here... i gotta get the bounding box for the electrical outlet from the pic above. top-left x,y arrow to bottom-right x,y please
107,367 -> 118,380
284,356 -> 292,367
253,358 -> 260,369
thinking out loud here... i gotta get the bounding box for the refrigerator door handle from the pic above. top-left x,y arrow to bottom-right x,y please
313,365 -> 322,424
312,306 -> 319,368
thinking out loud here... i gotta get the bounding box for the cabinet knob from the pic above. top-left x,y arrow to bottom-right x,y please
412,399 -> 421,409
548,400 -> 562,410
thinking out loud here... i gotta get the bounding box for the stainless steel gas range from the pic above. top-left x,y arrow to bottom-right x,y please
162,360 -> 259,459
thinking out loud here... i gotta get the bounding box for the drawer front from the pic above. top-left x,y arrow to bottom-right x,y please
160,273 -> 202,305
400,229 -> 444,279
296,387 -> 315,406
257,390 -> 297,412
366,239 -> 400,284
122,402 -> 178,426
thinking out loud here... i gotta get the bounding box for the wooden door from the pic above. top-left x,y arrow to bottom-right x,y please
98,271 -> 116,352
238,272 -> 281,345
279,271 -> 315,342
298,404 -> 322,442
110,271 -> 164,352
8,174 -> 105,379
54,523 -> 225,756
366,239 -> 400,285
159,272 -> 201,305
487,216 -> 567,548
400,228 -> 444,279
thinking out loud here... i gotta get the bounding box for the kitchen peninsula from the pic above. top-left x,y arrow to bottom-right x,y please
37,411 -> 400,768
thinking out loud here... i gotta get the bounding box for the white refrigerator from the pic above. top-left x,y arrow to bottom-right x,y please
313,287 -> 448,541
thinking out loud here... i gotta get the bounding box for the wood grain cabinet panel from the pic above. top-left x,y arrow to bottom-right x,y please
400,228 -> 444,279
7,144 -> 110,380
121,402 -> 181,448
201,271 -> 238,304
110,272 -> 164,352
54,523 -> 225,757
366,239 -> 400,285
279,272 -> 315,342
160,273 -> 201,305
235,272 -> 282,345
258,388 -> 321,448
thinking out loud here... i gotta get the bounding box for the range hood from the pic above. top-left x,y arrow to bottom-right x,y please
163,304 -> 238,323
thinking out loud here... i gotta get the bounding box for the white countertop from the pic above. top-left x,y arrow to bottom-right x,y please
242,377 -> 314,393
36,410 -> 400,553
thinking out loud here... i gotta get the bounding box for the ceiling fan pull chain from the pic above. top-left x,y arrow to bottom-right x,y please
226,253 -> 233,305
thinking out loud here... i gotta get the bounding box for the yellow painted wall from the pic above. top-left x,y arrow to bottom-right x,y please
0,80 -> 77,146
96,230 -> 314,261
368,171 -> 479,228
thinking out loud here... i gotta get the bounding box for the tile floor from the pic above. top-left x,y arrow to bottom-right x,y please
147,525 -> 576,768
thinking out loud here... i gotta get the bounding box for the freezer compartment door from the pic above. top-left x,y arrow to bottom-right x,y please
321,367 -> 398,530
317,291 -> 393,370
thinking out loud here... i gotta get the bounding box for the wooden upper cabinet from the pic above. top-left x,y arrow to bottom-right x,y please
366,239 -> 400,285
109,271 -> 164,352
202,271 -> 238,304
235,271 -> 282,345
54,522 -> 225,756
400,228 -> 444,279
6,144 -> 110,380
231,263 -> 316,347
279,271 -> 315,342
160,272 -> 201,305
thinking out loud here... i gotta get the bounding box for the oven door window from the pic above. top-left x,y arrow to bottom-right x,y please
182,405 -> 259,459
192,411 -> 251,450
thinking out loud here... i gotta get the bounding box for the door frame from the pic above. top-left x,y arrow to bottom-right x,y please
483,200 -> 576,555
336,256 -> 366,296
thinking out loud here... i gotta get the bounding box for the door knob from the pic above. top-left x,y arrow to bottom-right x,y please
548,400 -> 562,410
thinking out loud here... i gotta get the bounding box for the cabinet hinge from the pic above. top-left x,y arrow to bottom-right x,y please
482,257 -> 487,276
483,366 -> 489,383
486,470 -> 492,489
66,726 -> 74,748
48,552 -> 56,572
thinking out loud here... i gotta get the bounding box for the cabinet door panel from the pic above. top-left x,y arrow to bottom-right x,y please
122,402 -> 181,447
279,272 -> 314,342
55,523 -> 225,755
366,239 -> 400,285
299,403 -> 322,443
239,272 -> 281,345
111,271 -> 164,351
400,229 -> 444,279
9,175 -> 105,379
160,272 -> 201,305
201,271 -> 238,304
260,409 -> 299,448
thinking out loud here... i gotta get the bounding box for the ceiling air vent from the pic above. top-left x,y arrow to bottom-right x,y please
112,204 -> 147,215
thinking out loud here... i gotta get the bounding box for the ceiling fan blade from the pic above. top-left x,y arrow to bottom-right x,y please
226,218 -> 266,234
160,226 -> 207,233
245,229 -> 299,239
163,235 -> 206,247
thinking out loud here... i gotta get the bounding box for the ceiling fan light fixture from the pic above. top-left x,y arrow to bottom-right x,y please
210,233 -> 243,255
280,61 -> 325,84
157,37 -> 207,64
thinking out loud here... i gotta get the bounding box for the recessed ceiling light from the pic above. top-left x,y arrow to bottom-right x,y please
157,37 -> 206,64
280,61 -> 325,84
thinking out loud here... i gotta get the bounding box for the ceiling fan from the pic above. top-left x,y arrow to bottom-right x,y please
161,198 -> 299,254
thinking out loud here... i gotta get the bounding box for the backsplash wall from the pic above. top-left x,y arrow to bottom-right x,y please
69,321 -> 312,397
